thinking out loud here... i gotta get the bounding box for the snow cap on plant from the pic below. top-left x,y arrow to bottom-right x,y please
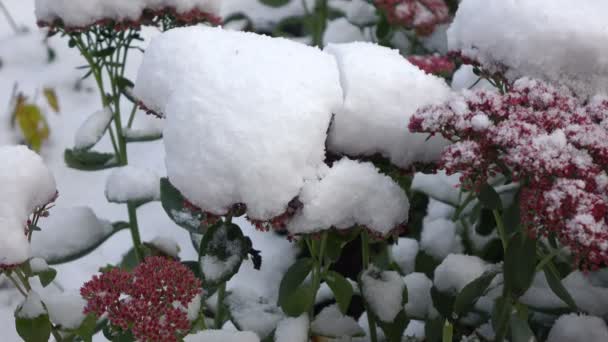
410,77 -> 608,269
134,26 -> 343,222
35,0 -> 221,32
0,145 -> 56,266
374,0 -> 450,36
81,256 -> 202,342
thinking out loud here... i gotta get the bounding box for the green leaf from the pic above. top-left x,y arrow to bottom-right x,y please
92,47 -> 116,57
37,268 -> 57,287
75,313 -> 98,340
116,76 -> 134,90
160,178 -> 205,233
503,194 -> 521,235
425,316 -> 444,342
123,131 -> 162,143
430,286 -> 455,320
375,16 -> 391,40
324,271 -> 354,314
504,233 -> 537,296
478,184 -> 502,210
453,270 -> 499,316
15,312 -> 52,342
475,209 -> 497,236
543,263 -> 577,311
415,251 -> 441,279
64,149 -> 119,171
324,229 -> 359,262
278,258 -> 313,316
377,310 -> 409,342
259,0 -> 290,8
510,313 -> 537,342
492,296 -> 512,342
199,223 -> 250,286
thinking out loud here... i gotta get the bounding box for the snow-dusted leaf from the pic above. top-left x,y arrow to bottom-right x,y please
31,207 -> 128,264
199,223 -> 251,286
105,166 -> 160,205
278,258 -> 314,317
74,107 -> 113,150
160,178 -> 205,233
226,290 -> 284,340
15,292 -> 52,342
310,304 -> 364,338
360,266 -> 407,323
64,149 -> 119,171
324,271 -> 354,314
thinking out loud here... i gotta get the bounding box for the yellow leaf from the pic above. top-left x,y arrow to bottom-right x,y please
43,87 -> 60,113
15,103 -> 50,152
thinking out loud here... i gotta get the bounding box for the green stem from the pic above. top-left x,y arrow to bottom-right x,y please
360,230 -> 379,342
51,328 -> 64,342
452,192 -> 474,221
536,247 -> 560,272
215,283 -> 226,329
6,273 -> 27,296
442,320 -> 453,342
14,269 -> 31,291
126,103 -> 138,128
493,209 -> 508,252
311,0 -> 328,47
127,202 -> 143,262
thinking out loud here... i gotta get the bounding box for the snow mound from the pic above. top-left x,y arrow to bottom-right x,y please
547,314 -> 608,342
73,107 -> 112,150
287,158 -> 409,236
361,266 -> 405,322
311,304 -> 364,337
105,165 -> 160,203
391,237 -> 419,275
275,315 -> 308,342
134,26 -> 342,220
433,254 -> 488,294
403,272 -> 435,319
420,218 -> 463,260
35,0 -> 221,28
16,291 -> 46,319
324,42 -> 452,169
0,145 -> 56,265
448,0 -> 608,96
43,291 -> 87,329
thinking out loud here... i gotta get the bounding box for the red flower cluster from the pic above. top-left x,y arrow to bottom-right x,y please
81,257 -> 202,341
375,0 -> 450,36
407,54 -> 455,76
410,78 -> 608,269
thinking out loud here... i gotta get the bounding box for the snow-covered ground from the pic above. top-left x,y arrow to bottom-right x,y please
0,2 -> 297,341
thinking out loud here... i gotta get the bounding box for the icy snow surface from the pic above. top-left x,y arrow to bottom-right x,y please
287,158 -> 409,236
325,42 -> 452,169
134,26 -> 342,220
104,165 -> 160,203
448,0 -> 608,96
35,0 -> 221,27
0,145 -> 56,265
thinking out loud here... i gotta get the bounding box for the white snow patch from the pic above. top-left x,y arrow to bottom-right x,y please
0,145 -> 56,265
149,236 -> 180,258
73,107 -> 112,150
43,291 -> 86,329
274,314 -> 308,342
29,257 -> 49,273
185,330 -> 260,342
361,266 -> 405,322
547,314 -> 608,342
16,291 -> 46,319
403,272 -> 435,319
288,158 -> 409,236
325,42 -> 452,169
420,218 -> 463,260
311,304 -> 364,337
105,165 -> 160,203
391,238 -> 419,275
433,254 -> 487,294
225,290 -> 284,340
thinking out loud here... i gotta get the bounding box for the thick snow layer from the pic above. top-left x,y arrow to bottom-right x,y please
547,314 -> 608,342
16,291 -> 46,319
35,0 -> 221,27
73,107 -> 112,150
434,254 -> 487,294
420,218 -> 463,260
361,266 -> 405,322
225,290 -> 284,339
184,330 -> 260,342
0,145 -> 56,265
521,271 -> 608,316
43,291 -> 86,329
311,304 -> 364,337
149,236 -> 180,257
135,26 -> 342,220
448,0 -> 608,96
391,238 -> 419,275
403,272 -> 435,319
31,207 -> 113,263
104,165 -> 160,203
325,42 -> 452,169
287,159 -> 409,235
274,314 -> 308,342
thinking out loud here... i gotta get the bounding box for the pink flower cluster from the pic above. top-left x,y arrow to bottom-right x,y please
375,0 -> 450,36
81,257 -> 202,341
407,54 -> 455,76
410,78 -> 608,269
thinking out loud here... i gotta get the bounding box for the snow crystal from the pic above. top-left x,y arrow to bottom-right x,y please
433,254 -> 487,294
225,290 -> 284,339
361,266 -> 405,322
43,291 -> 86,329
274,314 -> 308,342
105,165 -> 160,203
31,206 -> 113,263
420,218 -> 463,260
325,42 -> 452,169
0,145 -> 56,265
35,0 -> 221,27
134,26 -> 342,220
390,238 -> 419,275
311,304 -> 364,337
184,330 -> 260,342
149,236 -> 180,258
403,272 -> 435,319
547,314 -> 608,342
73,107 -> 112,150
448,0 -> 608,96
29,257 -> 49,273
16,291 -> 46,319
287,158 -> 409,235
